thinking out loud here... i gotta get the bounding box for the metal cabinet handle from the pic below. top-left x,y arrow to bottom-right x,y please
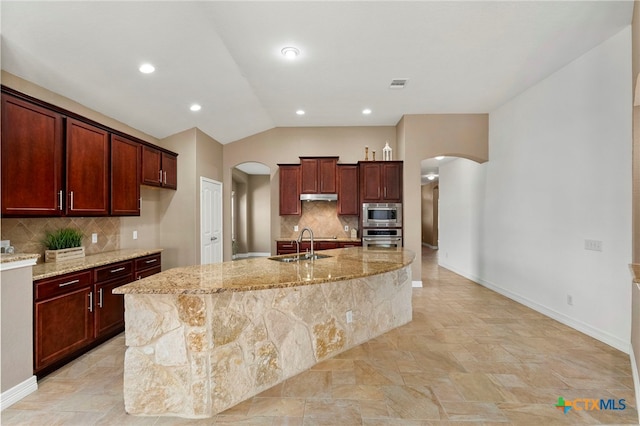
88,291 -> 93,312
145,259 -> 157,264
58,279 -> 79,288
98,288 -> 103,308
159,170 -> 163,183
69,191 -> 74,210
58,190 -> 63,210
384,187 -> 387,198
163,171 -> 167,184
110,267 -> 126,273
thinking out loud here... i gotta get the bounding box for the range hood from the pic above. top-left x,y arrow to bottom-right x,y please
300,193 -> 338,201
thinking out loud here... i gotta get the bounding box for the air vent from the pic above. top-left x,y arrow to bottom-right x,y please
389,78 -> 408,89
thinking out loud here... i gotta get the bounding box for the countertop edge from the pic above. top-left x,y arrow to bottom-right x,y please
0,253 -> 39,271
630,264 -> 640,284
32,248 -> 163,281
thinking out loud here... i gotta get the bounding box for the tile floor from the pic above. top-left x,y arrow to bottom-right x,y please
2,248 -> 638,425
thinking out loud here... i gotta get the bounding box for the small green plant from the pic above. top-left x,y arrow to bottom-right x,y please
42,228 -> 84,250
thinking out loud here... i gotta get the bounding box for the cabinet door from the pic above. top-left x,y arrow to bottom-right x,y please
279,165 -> 301,215
161,152 -> 177,189
34,286 -> 94,372
319,158 -> 337,193
337,165 -> 359,215
94,275 -> 130,338
1,94 -> 64,216
382,162 -> 403,202
360,163 -> 382,202
141,145 -> 162,186
66,118 -> 109,216
111,135 -> 140,215
300,158 -> 319,194
277,241 -> 298,255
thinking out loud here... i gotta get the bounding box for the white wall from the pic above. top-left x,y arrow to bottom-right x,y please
439,27 -> 632,351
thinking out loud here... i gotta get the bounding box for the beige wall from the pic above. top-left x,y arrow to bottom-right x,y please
398,114 -> 489,281
421,182 -> 438,247
222,126 -> 397,258
248,174 -> 271,253
1,265 -> 34,393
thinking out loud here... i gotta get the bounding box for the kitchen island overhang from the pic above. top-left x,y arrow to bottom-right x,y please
114,247 -> 415,418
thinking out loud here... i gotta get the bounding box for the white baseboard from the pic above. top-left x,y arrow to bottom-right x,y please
630,344 -> 640,423
412,280 -> 423,288
439,261 -> 629,353
1,375 -> 37,411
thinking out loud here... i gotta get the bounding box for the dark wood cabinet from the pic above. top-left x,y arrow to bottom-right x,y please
33,253 -> 161,377
1,94 -> 64,216
34,271 -> 93,373
66,119 -> 110,216
276,240 -> 361,255
337,164 -> 359,215
278,165 -> 301,215
300,157 -> 337,194
359,161 -> 403,203
134,253 -> 162,280
142,146 -> 177,190
111,135 -> 141,215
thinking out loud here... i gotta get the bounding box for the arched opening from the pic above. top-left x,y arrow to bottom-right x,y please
232,162 -> 271,259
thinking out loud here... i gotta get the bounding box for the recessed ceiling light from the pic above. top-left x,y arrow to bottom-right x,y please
139,63 -> 155,74
296,109 -> 305,115
362,108 -> 372,115
435,156 -> 445,160
281,47 -> 300,59
190,104 -> 202,112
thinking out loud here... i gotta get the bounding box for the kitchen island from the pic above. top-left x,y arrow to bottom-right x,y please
114,247 -> 414,418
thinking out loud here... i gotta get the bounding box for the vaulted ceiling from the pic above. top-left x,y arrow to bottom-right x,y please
1,1 -> 634,145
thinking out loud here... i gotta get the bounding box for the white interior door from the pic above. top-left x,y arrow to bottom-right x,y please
201,177 -> 222,264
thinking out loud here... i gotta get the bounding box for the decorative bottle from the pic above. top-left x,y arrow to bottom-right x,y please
383,141 -> 392,161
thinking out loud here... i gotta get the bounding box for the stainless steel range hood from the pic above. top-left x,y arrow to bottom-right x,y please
300,193 -> 338,201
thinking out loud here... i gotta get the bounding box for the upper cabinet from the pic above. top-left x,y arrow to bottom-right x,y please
278,164 -> 301,215
1,94 -> 64,216
300,157 -> 337,194
0,89 -> 178,217
111,135 -> 141,216
337,164 -> 359,215
141,146 -> 177,190
359,161 -> 403,203
66,119 -> 110,216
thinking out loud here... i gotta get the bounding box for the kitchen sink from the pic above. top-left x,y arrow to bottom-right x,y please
268,253 -> 332,262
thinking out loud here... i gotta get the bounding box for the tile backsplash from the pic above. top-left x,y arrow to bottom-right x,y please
280,201 -> 359,239
1,217 -> 120,262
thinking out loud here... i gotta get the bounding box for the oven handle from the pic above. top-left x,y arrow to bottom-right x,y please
363,237 -> 403,242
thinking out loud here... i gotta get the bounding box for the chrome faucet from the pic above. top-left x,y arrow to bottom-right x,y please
297,227 -> 314,258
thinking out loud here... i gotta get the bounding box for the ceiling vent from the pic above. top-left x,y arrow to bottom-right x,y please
389,78 -> 408,89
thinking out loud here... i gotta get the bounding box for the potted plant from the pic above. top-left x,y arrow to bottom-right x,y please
43,228 -> 85,263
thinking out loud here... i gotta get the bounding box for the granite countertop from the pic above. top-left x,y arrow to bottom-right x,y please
0,253 -> 40,264
115,247 -> 414,295
32,248 -> 163,281
630,264 -> 640,283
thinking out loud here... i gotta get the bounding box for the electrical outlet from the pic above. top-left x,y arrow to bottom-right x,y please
91,233 -> 98,244
346,310 -> 353,323
567,294 -> 573,306
584,239 -> 603,251
133,230 -> 138,240
294,225 -> 299,232
344,225 -> 349,232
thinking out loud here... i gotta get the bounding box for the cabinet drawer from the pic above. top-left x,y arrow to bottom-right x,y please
135,266 -> 161,281
35,271 -> 92,301
134,254 -> 161,271
94,261 -> 133,283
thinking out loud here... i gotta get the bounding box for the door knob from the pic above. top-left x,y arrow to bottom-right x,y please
211,236 -> 217,241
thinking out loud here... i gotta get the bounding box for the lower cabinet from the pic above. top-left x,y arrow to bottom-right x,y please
276,241 -> 361,255
33,253 -> 161,377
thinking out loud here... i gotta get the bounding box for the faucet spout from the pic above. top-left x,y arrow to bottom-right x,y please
297,227 -> 314,258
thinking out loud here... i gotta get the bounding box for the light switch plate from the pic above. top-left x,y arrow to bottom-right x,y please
91,233 -> 98,244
